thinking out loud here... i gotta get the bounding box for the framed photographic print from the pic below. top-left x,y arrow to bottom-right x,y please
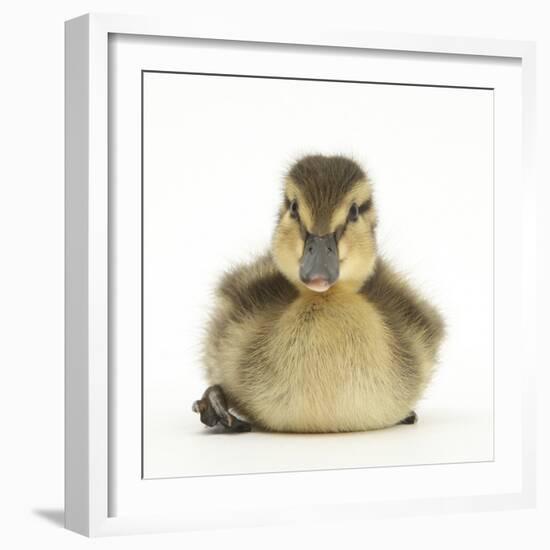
65,13 -> 537,536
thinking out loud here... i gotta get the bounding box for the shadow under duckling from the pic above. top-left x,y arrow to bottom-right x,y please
192,155 -> 445,433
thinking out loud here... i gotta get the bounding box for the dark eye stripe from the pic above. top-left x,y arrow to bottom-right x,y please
336,198 -> 373,242
358,199 -> 372,214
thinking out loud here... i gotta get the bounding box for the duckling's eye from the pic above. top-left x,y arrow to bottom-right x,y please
348,203 -> 359,222
289,199 -> 299,220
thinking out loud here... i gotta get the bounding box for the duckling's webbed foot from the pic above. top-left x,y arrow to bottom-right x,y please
192,385 -> 252,433
398,411 -> 418,425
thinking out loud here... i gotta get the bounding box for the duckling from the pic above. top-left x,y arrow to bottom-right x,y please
192,155 -> 445,433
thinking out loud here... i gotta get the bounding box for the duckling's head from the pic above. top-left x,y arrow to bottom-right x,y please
272,155 -> 377,293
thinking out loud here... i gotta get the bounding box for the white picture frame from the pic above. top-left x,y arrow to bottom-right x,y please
65,12 -> 537,537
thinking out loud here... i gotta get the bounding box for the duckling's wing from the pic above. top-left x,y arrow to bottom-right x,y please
361,258 -> 445,353
216,253 -> 298,319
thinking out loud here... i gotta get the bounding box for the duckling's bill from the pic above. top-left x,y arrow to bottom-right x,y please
299,232 -> 339,292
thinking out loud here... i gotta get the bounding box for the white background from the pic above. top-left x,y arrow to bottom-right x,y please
0,1 -> 547,549
143,71 -> 494,477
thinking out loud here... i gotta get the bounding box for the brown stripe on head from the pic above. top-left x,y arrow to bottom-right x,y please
286,155 -> 368,235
